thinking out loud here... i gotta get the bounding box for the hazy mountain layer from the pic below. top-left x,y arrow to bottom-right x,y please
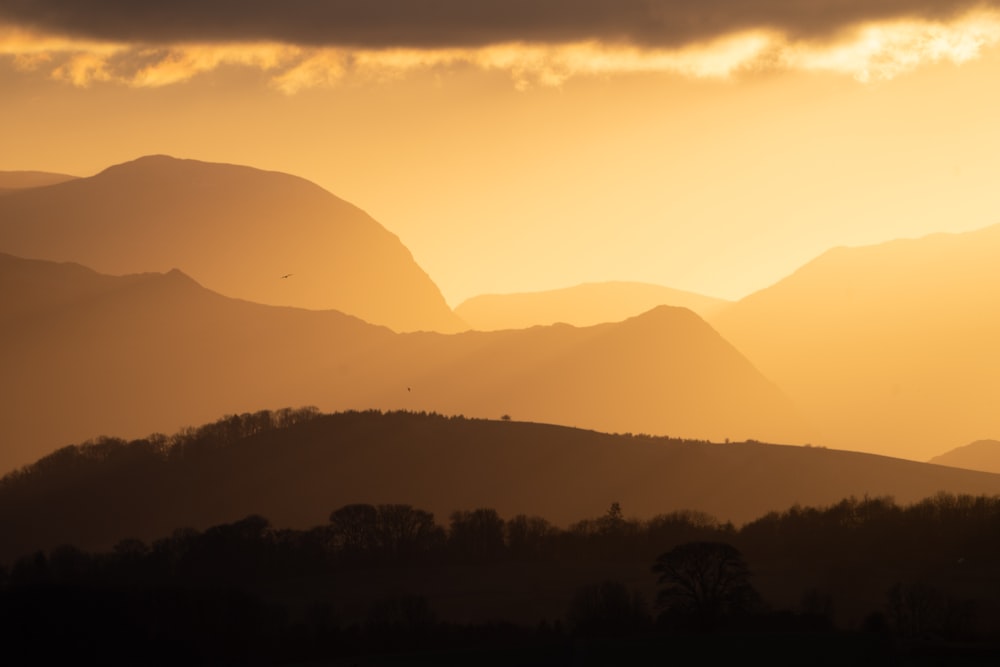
0,156 -> 463,332
3,410 -> 1000,561
0,253 -> 805,474
712,224 -> 1000,461
455,281 -> 730,331
0,170 -> 78,193
930,440 -> 1000,474
0,253 -> 392,473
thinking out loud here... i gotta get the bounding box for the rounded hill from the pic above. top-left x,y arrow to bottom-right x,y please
0,155 -> 463,332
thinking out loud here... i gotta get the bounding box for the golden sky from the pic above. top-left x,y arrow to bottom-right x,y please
3,1 -> 1000,306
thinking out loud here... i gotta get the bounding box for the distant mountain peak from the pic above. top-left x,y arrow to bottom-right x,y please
0,155 -> 464,333
930,440 -> 1000,474
109,153 -> 178,165
101,154 -> 264,173
0,170 -> 78,192
712,222 -> 1000,461
94,154 -> 180,174
455,281 -> 730,331
160,266 -> 202,285
1,252 -> 808,473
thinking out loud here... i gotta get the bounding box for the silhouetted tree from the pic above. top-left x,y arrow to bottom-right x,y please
449,508 -> 505,560
8,550 -> 49,585
329,503 -> 379,558
799,587 -> 835,626
644,510 -> 724,556
505,514 -> 557,558
177,515 -> 274,584
652,541 -> 759,629
363,594 -> 438,652
374,504 -> 442,559
886,582 -> 978,642
365,594 -> 436,634
47,545 -> 90,583
566,580 -> 650,637
328,503 -> 444,561
599,502 -> 625,535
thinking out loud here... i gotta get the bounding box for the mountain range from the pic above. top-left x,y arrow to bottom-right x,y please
452,224 -> 1000,463
3,154 -> 1000,470
0,170 -> 78,195
455,281 -> 730,331
0,252 -> 804,474
930,440 -> 1000,474
711,226 -> 1000,461
0,156 -> 462,332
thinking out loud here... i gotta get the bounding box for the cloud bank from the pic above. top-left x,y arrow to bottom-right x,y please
2,2 -> 999,89
0,0 -> 997,49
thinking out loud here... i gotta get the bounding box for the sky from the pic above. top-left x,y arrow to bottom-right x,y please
3,1 -> 1000,307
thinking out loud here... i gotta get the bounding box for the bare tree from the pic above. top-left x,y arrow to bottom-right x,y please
652,541 -> 759,627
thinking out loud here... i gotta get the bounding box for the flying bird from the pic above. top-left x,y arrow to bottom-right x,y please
280,273 -> 293,279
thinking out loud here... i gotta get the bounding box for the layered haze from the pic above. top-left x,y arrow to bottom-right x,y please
456,282 -> 730,331
0,156 -> 463,332
5,3 -> 1000,657
712,224 -> 1000,461
0,250 -> 806,475
930,440 -> 1000,473
4,3 -> 1000,305
0,170 -> 77,194
3,157 -> 999,468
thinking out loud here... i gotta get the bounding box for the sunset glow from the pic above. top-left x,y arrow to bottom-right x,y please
5,9 -> 1000,89
7,5 -> 1000,657
3,1 -> 1000,465
4,5 -> 1000,306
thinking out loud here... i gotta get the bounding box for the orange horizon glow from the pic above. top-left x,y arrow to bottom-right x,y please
8,9 -> 1000,660
3,11 -> 1000,306
4,3 -> 1000,467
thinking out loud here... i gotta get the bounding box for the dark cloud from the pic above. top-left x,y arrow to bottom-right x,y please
0,0 -> 994,49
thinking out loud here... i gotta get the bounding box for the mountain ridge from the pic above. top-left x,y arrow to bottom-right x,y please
456,280 -> 730,331
0,252 -> 806,473
711,222 -> 1000,461
929,440 -> 1000,474
3,409 -> 999,562
0,155 -> 464,333
0,170 -> 78,193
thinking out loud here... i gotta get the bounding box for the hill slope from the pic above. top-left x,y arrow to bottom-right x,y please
0,253 -> 393,473
0,155 -> 463,332
712,224 -> 1000,461
400,304 -> 802,445
930,440 -> 1000,474
0,254 -> 807,473
455,281 -> 730,330
0,170 -> 77,194
2,410 -> 999,561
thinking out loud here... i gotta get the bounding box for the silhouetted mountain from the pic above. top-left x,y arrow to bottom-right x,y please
404,305 -> 805,446
455,281 -> 730,331
930,440 -> 1000,474
0,254 -> 805,473
3,409 -> 1000,562
0,253 -> 393,472
712,224 -> 1000,461
0,251 -> 151,323
0,170 -> 77,194
0,155 -> 463,332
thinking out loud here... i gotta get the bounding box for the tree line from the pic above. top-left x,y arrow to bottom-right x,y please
3,493 -> 1000,663
0,407 -> 701,562
2,409 -> 1000,662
